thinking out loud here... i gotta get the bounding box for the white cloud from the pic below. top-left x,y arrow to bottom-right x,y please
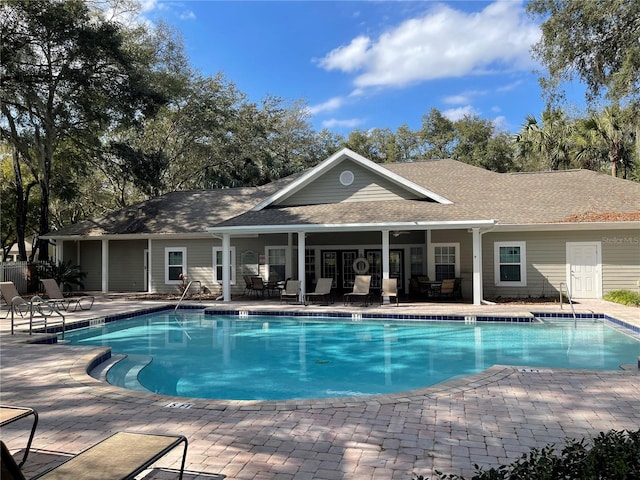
179,9 -> 196,21
442,105 -> 479,121
307,97 -> 347,115
318,0 -> 540,89
322,118 -> 364,129
444,89 -> 487,105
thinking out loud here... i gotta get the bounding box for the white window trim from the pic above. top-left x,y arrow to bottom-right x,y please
494,241 -> 527,287
213,246 -> 236,285
165,247 -> 186,284
428,243 -> 460,280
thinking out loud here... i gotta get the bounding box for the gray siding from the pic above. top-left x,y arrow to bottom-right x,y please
151,239 -> 218,294
79,240 -> 102,291
279,160 -> 420,206
601,230 -> 640,293
109,240 -> 147,292
482,229 -> 640,299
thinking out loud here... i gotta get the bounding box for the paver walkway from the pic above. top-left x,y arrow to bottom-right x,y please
1,298 -> 639,480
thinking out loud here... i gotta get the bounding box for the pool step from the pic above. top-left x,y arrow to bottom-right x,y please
106,354 -> 153,392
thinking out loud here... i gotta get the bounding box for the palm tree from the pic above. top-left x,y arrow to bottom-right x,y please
514,109 -> 574,171
579,105 -> 635,178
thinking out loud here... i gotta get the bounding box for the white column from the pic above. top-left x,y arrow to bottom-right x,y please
286,233 -> 293,279
147,238 -> 152,293
222,233 -> 231,301
101,239 -> 109,294
381,230 -> 390,304
57,240 -> 64,264
297,232 -> 306,302
472,227 -> 483,305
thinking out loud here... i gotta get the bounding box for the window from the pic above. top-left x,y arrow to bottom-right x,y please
430,243 -> 459,281
266,247 -> 287,282
494,242 -> 526,286
213,247 -> 236,285
165,247 -> 186,284
410,247 -> 424,277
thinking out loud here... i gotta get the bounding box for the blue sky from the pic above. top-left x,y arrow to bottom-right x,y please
139,1 -> 560,134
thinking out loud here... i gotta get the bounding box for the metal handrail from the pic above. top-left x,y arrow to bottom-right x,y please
11,295 -> 66,339
175,281 -> 193,312
559,282 -> 577,326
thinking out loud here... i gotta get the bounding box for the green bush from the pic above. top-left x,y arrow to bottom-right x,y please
414,429 -> 640,480
603,289 -> 640,307
37,259 -> 87,292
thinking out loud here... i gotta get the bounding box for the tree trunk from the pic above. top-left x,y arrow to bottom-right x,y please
12,149 -> 28,261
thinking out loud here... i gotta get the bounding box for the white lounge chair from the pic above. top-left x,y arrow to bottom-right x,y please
380,278 -> 399,306
343,275 -> 372,306
304,278 -> 333,305
280,280 -> 301,304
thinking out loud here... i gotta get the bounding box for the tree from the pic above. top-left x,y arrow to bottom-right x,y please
527,0 -> 640,104
419,109 -> 455,159
0,0 -> 166,260
514,109 -> 574,171
578,105 -> 636,178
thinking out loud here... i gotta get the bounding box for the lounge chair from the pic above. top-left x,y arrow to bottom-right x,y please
280,280 -> 301,304
380,278 -> 399,306
0,405 -> 38,468
304,278 -> 333,305
40,279 -> 94,312
0,282 -> 30,317
343,275 -> 371,306
1,432 -> 188,480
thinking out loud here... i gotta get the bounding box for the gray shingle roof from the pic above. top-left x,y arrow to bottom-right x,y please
47,159 -> 640,237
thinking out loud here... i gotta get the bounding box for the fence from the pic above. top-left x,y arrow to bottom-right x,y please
0,261 -> 44,294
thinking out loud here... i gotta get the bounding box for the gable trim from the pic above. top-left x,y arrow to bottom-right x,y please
251,148 -> 452,211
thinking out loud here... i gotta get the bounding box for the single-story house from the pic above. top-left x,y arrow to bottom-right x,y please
43,148 -> 640,305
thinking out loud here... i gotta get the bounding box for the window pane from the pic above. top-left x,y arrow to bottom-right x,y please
500,265 -> 521,282
500,246 -> 520,263
168,266 -> 182,281
168,251 -> 183,266
435,264 -> 455,281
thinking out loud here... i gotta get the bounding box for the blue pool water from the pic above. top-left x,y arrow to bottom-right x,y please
63,311 -> 640,401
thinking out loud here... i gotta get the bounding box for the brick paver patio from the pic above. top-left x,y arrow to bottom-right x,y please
1,297 -> 639,479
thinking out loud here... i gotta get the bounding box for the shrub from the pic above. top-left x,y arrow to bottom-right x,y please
603,289 -> 640,307
37,259 -> 87,292
414,429 -> 640,480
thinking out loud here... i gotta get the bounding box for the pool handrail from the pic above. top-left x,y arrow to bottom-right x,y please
175,281 -> 193,312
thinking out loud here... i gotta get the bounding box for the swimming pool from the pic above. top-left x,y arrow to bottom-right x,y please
63,311 -> 640,401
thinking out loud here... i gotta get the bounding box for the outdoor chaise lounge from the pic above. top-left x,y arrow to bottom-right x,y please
40,279 -> 94,312
280,280 -> 301,303
0,406 -> 38,469
343,275 -> 372,306
380,278 -> 399,306
1,431 -> 188,480
304,278 -> 333,305
0,282 -> 30,318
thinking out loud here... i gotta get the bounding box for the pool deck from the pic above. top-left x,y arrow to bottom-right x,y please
1,296 -> 639,479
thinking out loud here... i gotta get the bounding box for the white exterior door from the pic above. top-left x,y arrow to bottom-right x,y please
566,242 -> 601,299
